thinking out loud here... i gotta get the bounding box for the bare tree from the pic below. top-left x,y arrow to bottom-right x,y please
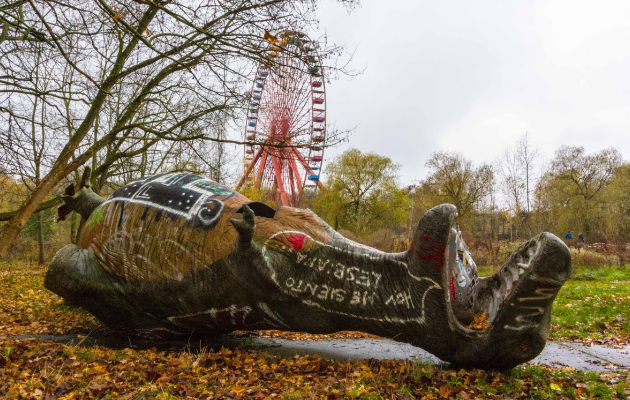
517,132 -> 538,214
0,40 -> 61,262
495,144 -> 525,216
0,0 -> 355,257
495,133 -> 540,216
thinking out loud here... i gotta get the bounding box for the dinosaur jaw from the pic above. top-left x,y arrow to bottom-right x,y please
482,233 -> 570,324
447,232 -> 572,368
409,204 -> 572,368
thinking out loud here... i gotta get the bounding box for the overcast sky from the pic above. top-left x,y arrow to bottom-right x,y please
309,0 -> 630,184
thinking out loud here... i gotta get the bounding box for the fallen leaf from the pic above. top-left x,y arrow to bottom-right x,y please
467,313 -> 490,330
439,385 -> 450,398
231,385 -> 246,395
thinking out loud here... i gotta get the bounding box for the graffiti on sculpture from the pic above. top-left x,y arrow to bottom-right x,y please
106,173 -> 235,230
259,229 -> 442,325
46,172 -> 572,369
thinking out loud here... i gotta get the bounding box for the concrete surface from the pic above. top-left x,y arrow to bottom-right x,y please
254,337 -> 630,371
9,334 -> 629,371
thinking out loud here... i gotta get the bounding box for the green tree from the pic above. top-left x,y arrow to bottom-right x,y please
419,151 -> 493,226
536,146 -> 622,241
551,146 -> 621,201
311,149 -> 410,237
598,163 -> 630,243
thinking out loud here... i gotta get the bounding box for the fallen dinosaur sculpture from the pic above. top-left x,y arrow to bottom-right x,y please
46,172 -> 571,369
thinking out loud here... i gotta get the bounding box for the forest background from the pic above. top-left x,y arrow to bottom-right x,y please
3,130 -> 629,268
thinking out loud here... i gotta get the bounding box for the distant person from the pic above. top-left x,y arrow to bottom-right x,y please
565,231 -> 573,240
578,232 -> 585,242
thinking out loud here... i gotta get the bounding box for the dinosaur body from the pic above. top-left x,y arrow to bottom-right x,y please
46,172 -> 571,369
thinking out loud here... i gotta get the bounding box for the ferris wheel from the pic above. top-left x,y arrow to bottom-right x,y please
235,30 -> 326,207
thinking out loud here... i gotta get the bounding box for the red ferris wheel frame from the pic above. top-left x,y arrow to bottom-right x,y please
235,30 -> 326,207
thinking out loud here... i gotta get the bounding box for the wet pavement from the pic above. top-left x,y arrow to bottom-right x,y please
9,334 -> 629,371
254,338 -> 629,372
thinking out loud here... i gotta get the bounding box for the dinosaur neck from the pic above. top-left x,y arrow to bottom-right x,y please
256,227 -> 438,337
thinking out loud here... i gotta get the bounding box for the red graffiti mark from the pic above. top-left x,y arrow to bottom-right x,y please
412,236 -> 446,268
449,277 -> 457,301
287,234 -> 306,250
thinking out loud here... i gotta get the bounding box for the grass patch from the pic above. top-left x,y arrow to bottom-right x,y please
573,264 -> 630,281
550,278 -> 630,340
477,261 -> 630,342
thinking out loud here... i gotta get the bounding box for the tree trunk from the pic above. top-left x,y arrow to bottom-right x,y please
70,212 -> 78,245
0,197 -> 63,222
37,211 -> 45,264
0,163 -> 75,258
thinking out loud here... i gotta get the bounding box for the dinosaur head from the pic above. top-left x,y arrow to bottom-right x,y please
408,204 -> 571,369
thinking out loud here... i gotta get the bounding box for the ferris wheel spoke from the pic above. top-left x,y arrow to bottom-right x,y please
254,149 -> 269,190
235,147 -> 263,190
288,166 -> 298,203
289,106 -> 311,134
292,146 -> 315,173
286,104 -> 310,137
270,150 -> 289,206
289,157 -> 303,193
286,80 -> 309,113
289,76 -> 310,107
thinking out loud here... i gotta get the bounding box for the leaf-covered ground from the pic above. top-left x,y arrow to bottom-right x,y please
1,262 -> 629,399
2,339 -> 628,400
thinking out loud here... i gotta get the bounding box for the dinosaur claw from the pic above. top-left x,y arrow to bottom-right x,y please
242,203 -> 255,223
231,204 -> 255,251
230,218 -> 249,234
